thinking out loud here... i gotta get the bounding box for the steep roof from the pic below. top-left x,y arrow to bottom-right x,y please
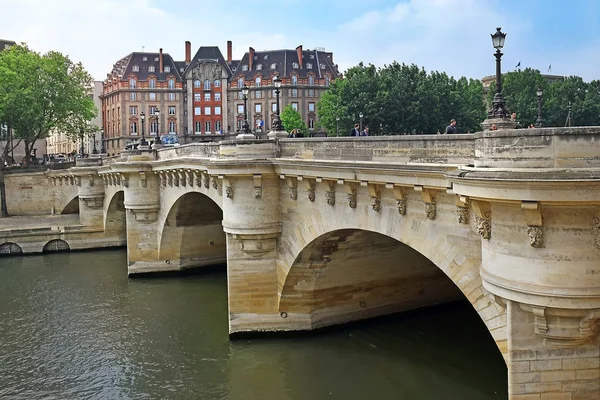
109,51 -> 182,82
184,46 -> 232,77
232,48 -> 341,79
0,39 -> 16,52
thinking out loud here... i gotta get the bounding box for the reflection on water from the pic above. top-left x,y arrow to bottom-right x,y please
0,250 -> 507,399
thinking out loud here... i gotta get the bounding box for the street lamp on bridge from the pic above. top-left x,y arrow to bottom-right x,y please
272,76 -> 283,131
336,117 -> 340,136
359,112 -> 364,133
154,109 -> 162,145
100,127 -> 106,154
489,27 -> 508,119
140,111 -> 147,146
535,88 -> 544,128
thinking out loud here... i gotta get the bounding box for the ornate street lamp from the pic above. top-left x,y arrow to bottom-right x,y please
140,111 -> 147,146
359,112 -> 363,133
535,88 -> 543,128
272,76 -> 283,131
154,109 -> 162,145
79,127 -> 85,157
241,85 -> 251,134
336,117 -> 340,136
100,127 -> 105,154
488,27 -> 509,119
92,130 -> 98,154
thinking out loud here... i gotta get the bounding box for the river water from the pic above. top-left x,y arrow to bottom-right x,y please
0,249 -> 507,400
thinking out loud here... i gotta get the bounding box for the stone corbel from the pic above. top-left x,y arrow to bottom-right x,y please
139,171 -> 147,188
194,171 -> 202,187
231,233 -> 278,257
522,201 -> 543,248
120,174 -> 129,188
124,202 -> 160,223
203,171 -> 210,189
115,174 -> 121,186
159,172 -> 166,188
594,216 -> 600,250
299,176 -> 315,202
74,176 -> 81,187
217,175 -> 224,196
173,171 -> 180,187
390,184 -> 408,215
179,170 -> 186,187
167,171 -> 173,187
324,180 -> 336,206
87,175 -> 94,187
225,184 -> 234,199
531,306 -> 549,334
415,186 -> 437,220
253,174 -> 261,199
211,175 -> 218,190
472,200 -> 492,240
366,182 -> 381,212
455,195 -> 470,224
79,194 -> 104,209
286,176 -> 298,200
343,181 -> 357,209
186,170 -> 193,187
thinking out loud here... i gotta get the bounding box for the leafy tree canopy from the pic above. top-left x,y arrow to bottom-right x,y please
280,104 -> 307,136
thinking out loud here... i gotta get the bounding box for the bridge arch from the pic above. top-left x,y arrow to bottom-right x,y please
60,195 -> 79,215
0,242 -> 23,256
157,191 -> 226,270
104,190 -> 126,235
43,239 -> 70,253
278,201 -> 507,358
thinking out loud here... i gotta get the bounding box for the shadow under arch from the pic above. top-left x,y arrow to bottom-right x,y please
279,228 -> 505,358
104,190 -> 126,238
0,242 -> 23,256
158,191 -> 226,271
43,239 -> 70,253
60,196 -> 79,215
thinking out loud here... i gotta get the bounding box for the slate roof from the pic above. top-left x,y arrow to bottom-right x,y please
107,51 -> 182,82
232,48 -> 341,79
0,39 -> 16,52
183,46 -> 232,78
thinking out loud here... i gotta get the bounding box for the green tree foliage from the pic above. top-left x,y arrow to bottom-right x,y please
0,43 -> 96,216
318,62 -> 486,135
280,104 -> 307,136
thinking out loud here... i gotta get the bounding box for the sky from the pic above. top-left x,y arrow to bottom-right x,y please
1,0 -> 599,82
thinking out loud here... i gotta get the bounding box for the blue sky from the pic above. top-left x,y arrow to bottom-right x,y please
1,0 -> 599,81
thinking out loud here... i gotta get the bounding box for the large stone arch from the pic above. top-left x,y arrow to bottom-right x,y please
277,189 -> 507,358
0,242 -> 23,255
157,191 -> 226,270
59,195 -> 79,215
104,190 -> 126,236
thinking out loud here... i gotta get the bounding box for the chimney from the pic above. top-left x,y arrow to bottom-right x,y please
159,48 -> 164,73
248,47 -> 255,71
227,40 -> 232,63
296,45 -> 303,69
185,41 -> 191,64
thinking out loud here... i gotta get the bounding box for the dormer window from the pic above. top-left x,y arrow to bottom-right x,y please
155,57 -> 159,61
291,75 -> 298,86
255,77 -> 261,87
164,66 -> 171,72
194,79 -> 201,88
148,65 -> 155,72
132,65 -> 139,72
149,78 -> 156,89
308,75 -> 315,86
180,67 -> 184,72
254,55 -> 258,60
325,76 -> 331,87
256,64 -> 262,70
242,65 -> 249,71
320,64 -> 326,69
310,54 -> 315,59
306,63 -> 313,69
292,62 -> 299,69
237,77 -> 244,88
264,55 -> 269,60
270,63 -> 277,70
142,57 -> 147,61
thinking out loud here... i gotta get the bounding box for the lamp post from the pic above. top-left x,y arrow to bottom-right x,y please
336,117 -> 340,136
154,109 -> 162,145
79,127 -> 85,157
100,128 -> 105,154
359,112 -> 363,133
535,88 -> 543,128
242,85 -> 250,134
488,27 -> 509,119
272,76 -> 283,131
140,111 -> 147,146
92,130 -> 98,154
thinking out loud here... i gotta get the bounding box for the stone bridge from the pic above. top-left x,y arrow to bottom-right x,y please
3,128 -> 600,399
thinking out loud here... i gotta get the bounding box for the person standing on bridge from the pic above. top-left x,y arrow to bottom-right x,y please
350,123 -> 360,137
444,119 -> 457,134
361,126 -> 369,136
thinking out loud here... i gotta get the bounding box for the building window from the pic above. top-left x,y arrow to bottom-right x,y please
195,121 -> 201,133
204,107 -> 211,115
320,64 -> 326,70
148,65 -> 155,72
142,57 -> 147,61
149,92 -> 156,101
255,104 -> 262,113
308,89 -> 315,97
310,54 -> 315,59
194,93 -> 201,102
215,106 -> 221,115
270,63 -> 277,70
149,106 -> 158,115
150,120 -> 158,133
168,78 -> 175,89
169,92 -> 176,101
204,79 -> 211,90
255,91 -> 262,99
292,62 -> 299,68
255,77 -> 261,87
129,78 -> 136,88
130,121 -> 138,134
130,92 -> 136,101
271,103 -> 277,112
215,93 -> 221,101
214,80 -> 221,88
205,121 -> 211,133
309,118 -> 315,129
291,75 -> 297,85
149,78 -> 156,89
308,75 -> 315,86
306,63 -> 312,69
169,106 -> 176,115
291,89 -> 298,97
204,93 -> 211,101
169,121 -> 176,132
237,104 -> 244,114
237,78 -> 244,88
256,64 -> 262,70
164,66 -> 171,73
194,107 -> 201,115
242,65 -> 248,71
292,102 -> 298,111
237,119 -> 243,131
194,79 -> 201,88
264,55 -> 269,60
216,121 -> 221,132
308,102 -> 315,112
132,65 -> 139,72
325,76 -> 330,87
130,106 -> 137,115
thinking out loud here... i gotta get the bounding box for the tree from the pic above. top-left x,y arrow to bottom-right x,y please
0,43 -> 96,217
280,105 -> 307,136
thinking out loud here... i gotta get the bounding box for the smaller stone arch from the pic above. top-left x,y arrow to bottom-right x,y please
0,242 -> 23,256
43,239 -> 70,253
